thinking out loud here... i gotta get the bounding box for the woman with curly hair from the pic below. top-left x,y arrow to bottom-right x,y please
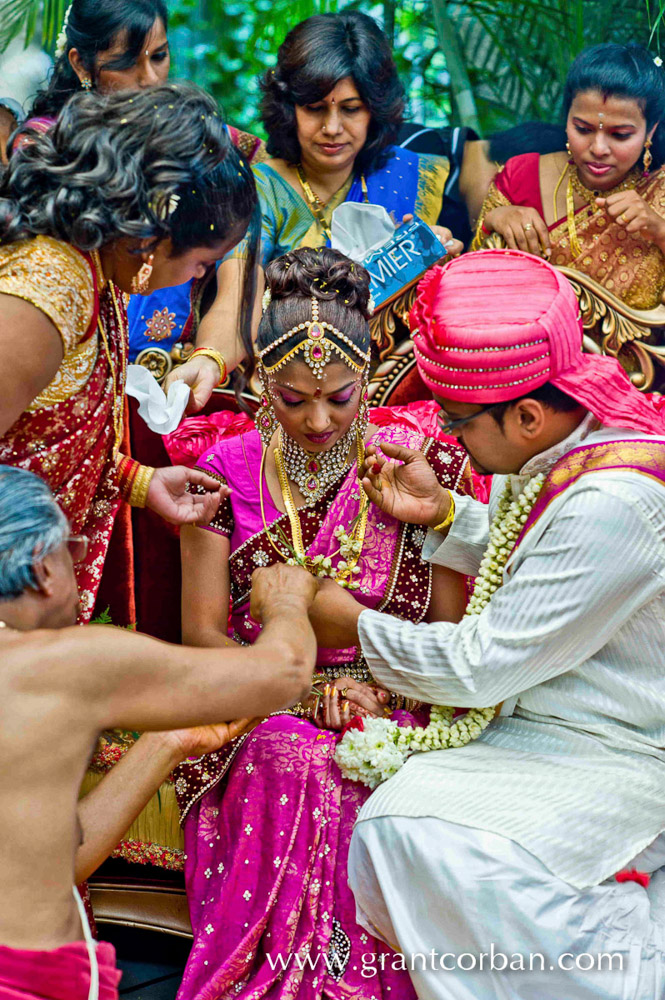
174,246 -> 475,1000
12,0 -> 265,366
166,11 -> 462,411
0,82 -> 259,621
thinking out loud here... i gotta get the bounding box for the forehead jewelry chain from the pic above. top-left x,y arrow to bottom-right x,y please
259,296 -> 370,380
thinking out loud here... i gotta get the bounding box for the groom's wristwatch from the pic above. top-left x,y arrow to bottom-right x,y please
432,491 -> 455,533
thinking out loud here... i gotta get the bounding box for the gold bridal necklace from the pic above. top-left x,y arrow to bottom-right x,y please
258,429 -> 370,586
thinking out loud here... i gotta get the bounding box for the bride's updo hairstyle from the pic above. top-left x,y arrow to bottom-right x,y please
257,246 -> 372,375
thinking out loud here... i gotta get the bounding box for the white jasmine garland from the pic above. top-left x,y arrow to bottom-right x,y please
335,473 -> 547,788
55,2 -> 74,59
284,522 -> 363,588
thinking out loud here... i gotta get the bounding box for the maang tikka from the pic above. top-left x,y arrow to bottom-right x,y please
258,296 -> 371,380
255,295 -> 372,451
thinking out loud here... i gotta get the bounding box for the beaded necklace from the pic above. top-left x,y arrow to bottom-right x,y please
278,423 -> 357,502
258,428 -> 369,587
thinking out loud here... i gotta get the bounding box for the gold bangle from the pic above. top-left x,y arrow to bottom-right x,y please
128,464 -> 155,508
432,491 -> 455,533
190,347 -> 227,387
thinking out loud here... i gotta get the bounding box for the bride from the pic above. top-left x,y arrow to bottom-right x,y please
175,246 -> 475,999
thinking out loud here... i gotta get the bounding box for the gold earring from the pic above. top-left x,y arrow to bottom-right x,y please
566,139 -> 573,162
131,254 -> 154,295
643,136 -> 653,176
81,77 -> 92,91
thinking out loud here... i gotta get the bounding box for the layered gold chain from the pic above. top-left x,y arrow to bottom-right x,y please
259,429 -> 369,584
296,164 -> 369,241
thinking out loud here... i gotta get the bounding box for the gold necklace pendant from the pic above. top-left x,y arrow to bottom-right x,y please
569,166 -> 640,203
296,164 -> 369,243
259,429 -> 370,583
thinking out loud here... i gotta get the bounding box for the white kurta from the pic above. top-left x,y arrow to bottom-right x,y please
356,423 -> 665,890
349,815 -> 665,1000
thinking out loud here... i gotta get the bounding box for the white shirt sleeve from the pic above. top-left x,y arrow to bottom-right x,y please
421,492 -> 489,576
359,484 -> 665,706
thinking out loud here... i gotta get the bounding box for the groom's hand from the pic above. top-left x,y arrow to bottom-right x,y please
361,441 -> 452,528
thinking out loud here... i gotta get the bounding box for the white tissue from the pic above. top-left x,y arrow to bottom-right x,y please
330,202 -> 396,262
125,364 -> 190,435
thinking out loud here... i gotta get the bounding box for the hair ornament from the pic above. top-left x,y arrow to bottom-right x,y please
262,288 -> 272,313
655,55 -> 663,67
151,190 -> 181,221
367,294 -> 376,316
55,2 -> 73,59
259,297 -> 371,380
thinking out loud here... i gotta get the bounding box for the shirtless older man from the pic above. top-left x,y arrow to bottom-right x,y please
0,465 -> 318,1000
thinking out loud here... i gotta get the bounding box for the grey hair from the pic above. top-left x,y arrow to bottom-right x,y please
0,467 -> 69,600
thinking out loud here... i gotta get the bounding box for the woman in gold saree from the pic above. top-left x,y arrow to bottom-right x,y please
473,43 -> 665,309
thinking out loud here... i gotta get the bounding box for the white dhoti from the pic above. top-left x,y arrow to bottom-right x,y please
349,816 -> 665,1000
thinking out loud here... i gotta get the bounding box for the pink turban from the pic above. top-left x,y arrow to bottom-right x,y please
411,249 -> 664,435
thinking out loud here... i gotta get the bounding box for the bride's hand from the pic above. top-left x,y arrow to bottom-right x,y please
317,677 -> 389,731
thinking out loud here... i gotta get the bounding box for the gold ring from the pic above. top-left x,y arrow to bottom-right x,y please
340,686 -> 349,698
524,223 -> 533,232
619,212 -> 627,223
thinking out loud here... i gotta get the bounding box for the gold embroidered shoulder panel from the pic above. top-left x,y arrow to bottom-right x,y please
0,235 -> 95,354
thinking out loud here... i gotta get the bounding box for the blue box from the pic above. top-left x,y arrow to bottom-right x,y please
362,218 -> 447,310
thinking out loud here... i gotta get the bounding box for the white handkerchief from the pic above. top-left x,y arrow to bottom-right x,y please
125,364 -> 190,435
330,202 -> 396,262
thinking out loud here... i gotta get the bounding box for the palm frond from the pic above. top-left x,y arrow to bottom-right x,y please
445,0 -> 653,133
0,0 -> 35,53
0,0 -> 67,54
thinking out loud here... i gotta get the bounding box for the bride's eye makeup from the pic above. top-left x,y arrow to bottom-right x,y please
329,387 -> 357,405
276,391 -> 304,407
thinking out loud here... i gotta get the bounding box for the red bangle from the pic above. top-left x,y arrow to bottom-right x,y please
481,222 -> 491,235
116,455 -> 141,501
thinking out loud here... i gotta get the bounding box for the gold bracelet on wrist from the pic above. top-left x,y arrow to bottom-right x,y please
128,464 -> 155,508
189,347 -> 227,387
432,491 -> 455,533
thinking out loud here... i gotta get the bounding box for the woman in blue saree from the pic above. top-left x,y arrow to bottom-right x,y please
161,11 -> 461,410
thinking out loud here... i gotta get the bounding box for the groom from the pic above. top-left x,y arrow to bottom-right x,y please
315,249 -> 665,999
